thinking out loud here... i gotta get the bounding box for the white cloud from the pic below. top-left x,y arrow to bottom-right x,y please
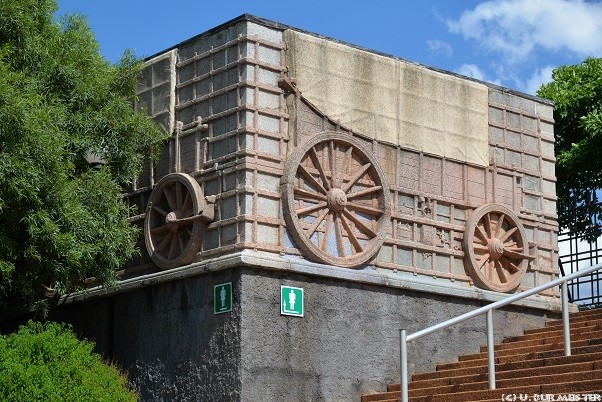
447,0 -> 602,63
427,39 -> 453,58
455,63 -> 502,85
524,65 -> 555,95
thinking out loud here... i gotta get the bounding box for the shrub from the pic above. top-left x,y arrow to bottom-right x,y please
0,321 -> 137,401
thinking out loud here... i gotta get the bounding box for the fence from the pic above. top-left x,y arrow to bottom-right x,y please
558,200 -> 602,308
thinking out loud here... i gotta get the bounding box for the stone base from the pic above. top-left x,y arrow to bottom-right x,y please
0,251 -> 568,401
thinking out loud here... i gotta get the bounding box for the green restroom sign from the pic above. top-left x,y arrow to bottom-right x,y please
214,282 -> 232,314
281,286 -> 303,317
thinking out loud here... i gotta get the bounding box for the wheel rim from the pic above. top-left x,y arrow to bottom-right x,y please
282,133 -> 391,267
144,173 -> 205,269
463,204 -> 529,292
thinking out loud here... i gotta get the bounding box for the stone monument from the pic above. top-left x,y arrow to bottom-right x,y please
26,15 -> 563,401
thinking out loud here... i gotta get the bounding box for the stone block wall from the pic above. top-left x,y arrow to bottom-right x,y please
124,15 -> 558,295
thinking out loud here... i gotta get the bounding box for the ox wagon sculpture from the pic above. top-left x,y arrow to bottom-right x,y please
125,16 -> 557,296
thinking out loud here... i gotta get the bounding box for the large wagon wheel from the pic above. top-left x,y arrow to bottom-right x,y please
282,133 -> 391,267
463,204 -> 533,293
144,173 -> 213,269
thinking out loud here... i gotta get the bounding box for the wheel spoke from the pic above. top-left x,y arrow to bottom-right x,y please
473,243 -> 489,252
495,260 -> 507,283
342,209 -> 376,238
163,187 -> 177,211
340,213 -> 363,253
501,258 -> 520,274
298,163 -> 328,194
151,225 -> 169,235
499,226 -> 518,242
476,253 -> 490,269
333,212 -> 346,257
305,208 -> 329,239
341,146 -> 353,180
309,147 -> 331,191
152,204 -> 169,217
346,201 -> 384,216
342,163 -> 371,193
503,248 -> 527,260
168,233 -> 179,259
294,187 -> 327,202
156,232 -> 173,253
178,231 -> 186,253
181,193 -> 192,215
296,201 -> 327,217
475,225 -> 489,245
319,214 -> 333,251
329,140 -> 337,188
484,213 -> 493,238
494,214 -> 505,238
347,185 -> 383,200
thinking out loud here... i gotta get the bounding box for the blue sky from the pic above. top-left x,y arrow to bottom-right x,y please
56,0 -> 602,95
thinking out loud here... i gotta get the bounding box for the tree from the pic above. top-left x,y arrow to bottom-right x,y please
0,321 -> 137,401
0,0 -> 166,308
537,58 -> 602,241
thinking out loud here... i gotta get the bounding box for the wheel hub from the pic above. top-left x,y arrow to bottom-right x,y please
487,237 -> 505,259
165,211 -> 180,232
327,188 -> 347,212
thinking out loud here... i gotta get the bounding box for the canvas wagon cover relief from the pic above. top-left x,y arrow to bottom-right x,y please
125,17 -> 558,296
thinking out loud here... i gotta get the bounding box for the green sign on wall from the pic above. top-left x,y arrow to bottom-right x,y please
214,282 -> 232,314
281,286 -> 303,317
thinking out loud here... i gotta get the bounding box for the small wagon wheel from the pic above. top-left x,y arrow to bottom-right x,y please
144,173 -> 212,269
463,204 -> 533,293
282,133 -> 391,267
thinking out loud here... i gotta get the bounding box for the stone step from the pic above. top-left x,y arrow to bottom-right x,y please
406,370 -> 602,397
448,339 -> 602,363
503,323 -> 602,343
482,328 -> 602,353
412,351 -> 602,381
407,360 -> 599,391
524,319 -> 602,335
408,377 -> 602,402
460,338 -> 596,361
436,343 -> 602,370
360,309 -> 602,402
547,308 -> 602,323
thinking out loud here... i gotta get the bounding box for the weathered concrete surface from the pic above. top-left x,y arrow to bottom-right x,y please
113,271 -> 241,402
56,270 -> 242,402
237,267 -> 557,402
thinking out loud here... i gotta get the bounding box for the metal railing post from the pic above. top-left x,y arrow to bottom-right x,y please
400,329 -> 408,402
562,281 -> 571,356
486,309 -> 496,390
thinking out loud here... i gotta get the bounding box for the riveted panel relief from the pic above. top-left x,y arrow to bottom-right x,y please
122,19 -> 558,297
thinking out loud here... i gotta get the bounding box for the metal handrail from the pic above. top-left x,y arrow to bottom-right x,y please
399,262 -> 602,402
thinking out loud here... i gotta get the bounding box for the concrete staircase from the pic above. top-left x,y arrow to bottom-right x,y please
362,308 -> 602,402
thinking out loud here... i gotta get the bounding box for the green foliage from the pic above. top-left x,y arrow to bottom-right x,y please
537,58 -> 602,241
0,321 -> 137,401
0,0 -> 167,307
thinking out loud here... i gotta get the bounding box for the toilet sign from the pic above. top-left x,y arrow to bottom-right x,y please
281,286 -> 303,317
214,282 -> 232,314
